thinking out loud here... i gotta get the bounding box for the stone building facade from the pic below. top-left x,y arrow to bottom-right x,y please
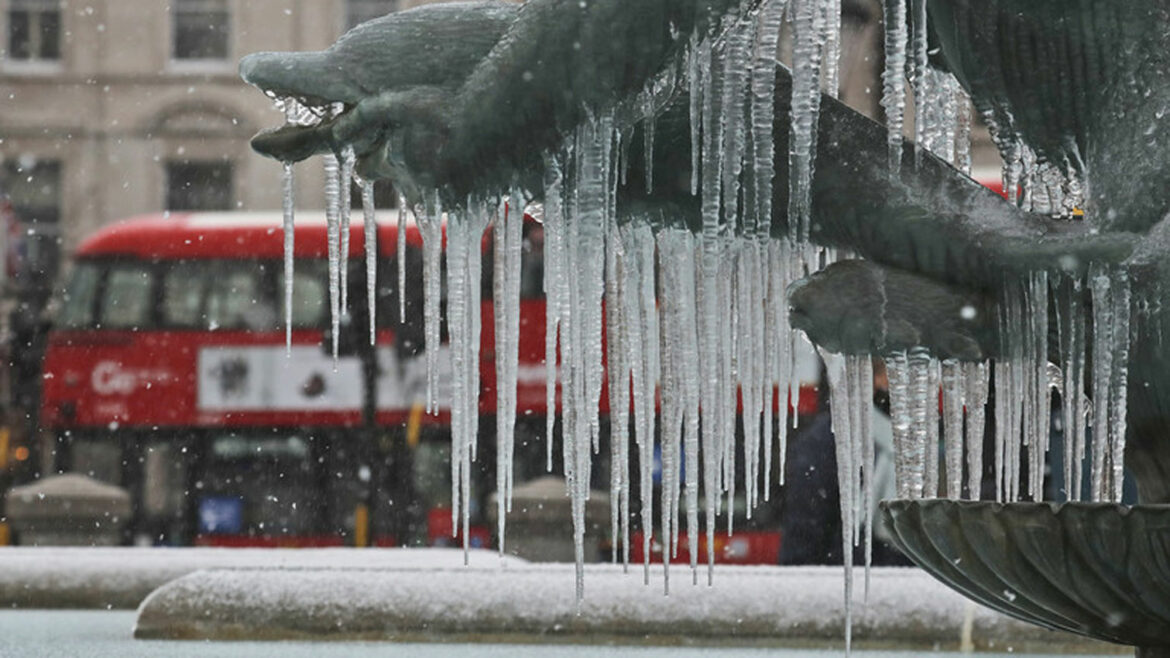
0,1 -> 450,285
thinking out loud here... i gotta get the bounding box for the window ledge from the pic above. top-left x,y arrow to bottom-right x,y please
166,59 -> 235,75
1,60 -> 64,76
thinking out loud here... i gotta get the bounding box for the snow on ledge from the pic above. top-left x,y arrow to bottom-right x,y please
0,547 -> 525,609
133,564 -> 1091,649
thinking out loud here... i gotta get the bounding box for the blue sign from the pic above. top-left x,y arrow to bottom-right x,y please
198,496 -> 243,534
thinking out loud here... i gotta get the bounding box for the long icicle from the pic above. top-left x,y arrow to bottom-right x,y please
880,0 -> 908,173
1089,265 -> 1112,502
543,158 -> 564,473
749,0 -> 786,235
324,151 -> 342,364
605,205 -> 629,568
361,181 -> 377,346
281,161 -> 295,356
398,195 -> 408,323
339,147 -> 355,313
819,349 -> 854,657
789,0 -> 829,243
941,360 -> 964,499
494,196 -> 521,554
963,361 -> 988,500
418,192 -> 443,414
1108,269 -> 1131,503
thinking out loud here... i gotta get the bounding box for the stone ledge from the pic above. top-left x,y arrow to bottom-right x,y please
133,564 -> 1121,652
0,547 -> 524,609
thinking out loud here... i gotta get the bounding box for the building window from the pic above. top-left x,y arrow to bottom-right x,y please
172,0 -> 229,61
346,0 -> 399,29
7,0 -> 61,62
166,161 -> 233,211
1,157 -> 62,292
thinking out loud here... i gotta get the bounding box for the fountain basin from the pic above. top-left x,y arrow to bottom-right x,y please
881,499 -> 1170,648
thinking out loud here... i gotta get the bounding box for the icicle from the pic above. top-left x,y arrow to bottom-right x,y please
1089,266 -> 1112,502
281,161 -> 295,356
823,0 -> 843,98
543,158 -> 564,473
789,0 -> 828,243
926,358 -> 941,497
1023,271 -> 1050,501
324,151 -> 342,363
605,208 -> 629,568
634,224 -> 660,585
907,351 -> 939,498
993,359 -> 1009,502
719,15 -> 754,230
768,240 -> 795,487
494,193 -> 523,554
846,356 -> 864,543
339,147 -> 355,313
1009,326 -> 1025,502
689,37 -> 709,197
1108,269 -> 1131,503
749,0 -> 789,502
560,112 -> 615,601
735,247 -> 760,514
507,193 -> 523,500
837,355 -> 873,602
398,196 -> 407,323
906,348 -> 932,498
361,181 -> 377,346
1058,278 -> 1087,502
657,230 -> 692,594
962,361 -> 988,500
819,349 -> 854,657
677,238 -> 702,585
996,280 -> 1028,503
941,360 -> 964,499
447,201 -> 491,563
880,0 -> 908,173
446,209 -> 468,541
698,30 -> 729,564
718,239 -> 737,535
418,192 -> 443,414
910,0 -> 928,160
749,0 -> 786,236
276,99 -> 302,357
887,351 -> 913,498
749,243 -> 768,504
642,92 -> 656,194
620,224 -> 656,573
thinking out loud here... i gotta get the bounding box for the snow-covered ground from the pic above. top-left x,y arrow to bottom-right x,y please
0,610 -> 1126,658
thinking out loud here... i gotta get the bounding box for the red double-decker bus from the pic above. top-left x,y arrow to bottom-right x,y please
38,210 -> 823,557
39,210 -> 561,547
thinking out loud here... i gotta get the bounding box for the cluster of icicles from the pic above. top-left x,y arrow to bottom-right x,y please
265,0 -> 1135,652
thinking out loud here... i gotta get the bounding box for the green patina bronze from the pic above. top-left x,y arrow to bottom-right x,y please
240,0 -> 1170,652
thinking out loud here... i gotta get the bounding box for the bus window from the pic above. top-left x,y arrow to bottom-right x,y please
277,260 -> 329,328
162,261 -> 206,327
57,262 -> 101,328
521,222 -> 544,299
206,263 -> 276,330
201,432 -> 318,536
481,218 -> 546,301
99,264 -> 153,329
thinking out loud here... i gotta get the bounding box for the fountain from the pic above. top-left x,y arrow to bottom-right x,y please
238,0 -> 1170,654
